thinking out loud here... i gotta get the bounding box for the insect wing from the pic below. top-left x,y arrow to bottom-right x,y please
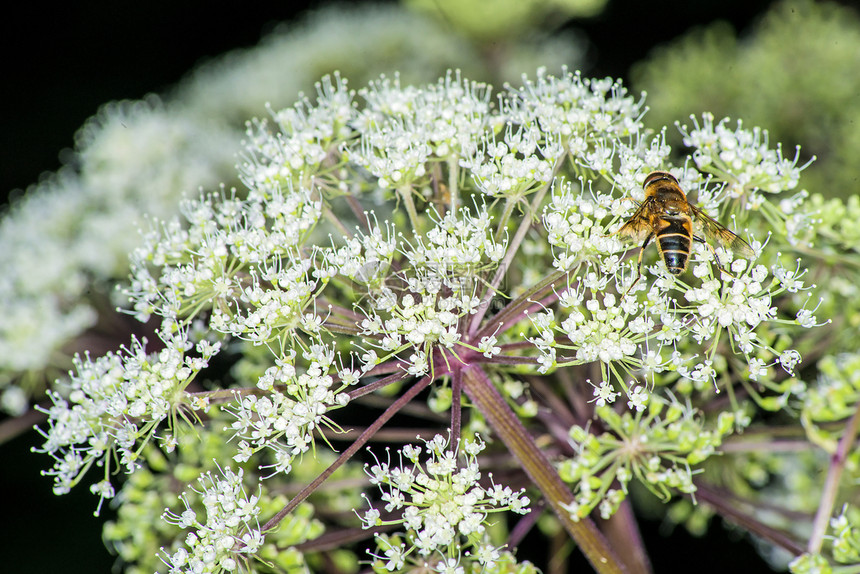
613,198 -> 656,243
690,205 -> 754,258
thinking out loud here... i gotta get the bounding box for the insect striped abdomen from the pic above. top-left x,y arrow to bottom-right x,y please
656,217 -> 692,274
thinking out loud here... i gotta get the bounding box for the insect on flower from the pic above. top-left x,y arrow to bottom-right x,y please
614,170 -> 754,295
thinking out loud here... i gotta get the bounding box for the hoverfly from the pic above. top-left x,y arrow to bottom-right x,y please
613,171 -> 754,294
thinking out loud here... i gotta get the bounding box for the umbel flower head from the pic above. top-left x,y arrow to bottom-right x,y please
361,433 -> 529,571
0,2 -> 583,419
34,68 -> 824,573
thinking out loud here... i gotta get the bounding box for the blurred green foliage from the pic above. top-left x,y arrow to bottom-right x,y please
632,0 -> 860,198
405,0 -> 607,41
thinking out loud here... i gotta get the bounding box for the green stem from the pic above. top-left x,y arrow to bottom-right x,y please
447,156 -> 459,213
461,365 -> 628,574
495,197 -> 518,243
322,203 -> 352,239
468,175 -> 555,335
398,184 -> 421,232
347,371 -> 409,401
323,321 -> 364,336
451,363 -> 463,448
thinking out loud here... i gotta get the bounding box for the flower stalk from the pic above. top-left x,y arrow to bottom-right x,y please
462,364 -> 630,574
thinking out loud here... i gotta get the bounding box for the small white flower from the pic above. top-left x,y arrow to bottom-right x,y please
161,467 -> 264,572
626,385 -> 649,412
779,349 -> 802,373
478,335 -> 501,358
589,380 -> 619,407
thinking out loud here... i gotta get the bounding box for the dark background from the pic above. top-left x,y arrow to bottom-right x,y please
2,0 -> 790,204
0,0 -> 816,571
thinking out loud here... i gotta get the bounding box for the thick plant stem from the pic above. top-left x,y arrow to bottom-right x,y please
600,499 -> 652,574
808,404 -> 860,554
693,482 -> 806,555
461,365 -> 628,574
451,366 -> 463,447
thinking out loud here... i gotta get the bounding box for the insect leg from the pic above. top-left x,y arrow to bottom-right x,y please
624,232 -> 654,298
693,235 -> 736,280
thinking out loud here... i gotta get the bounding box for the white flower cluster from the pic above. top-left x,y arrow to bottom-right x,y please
543,181 -> 619,272
463,70 -> 646,201
531,160 -> 813,396
176,4 -> 581,124
361,434 -> 529,569
160,466 -> 264,574
35,66 -> 817,501
359,288 -> 466,377
678,112 -> 813,199
464,122 -> 561,199
406,205 -> 507,275
0,107 -> 235,413
339,205 -> 506,375
23,62 -> 825,572
241,74 -> 355,190
1,3 -> 583,417
126,184 -> 322,332
354,71 -> 494,191
225,343 -> 352,473
360,207 -> 506,375
506,71 -> 644,145
34,333 -> 218,502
